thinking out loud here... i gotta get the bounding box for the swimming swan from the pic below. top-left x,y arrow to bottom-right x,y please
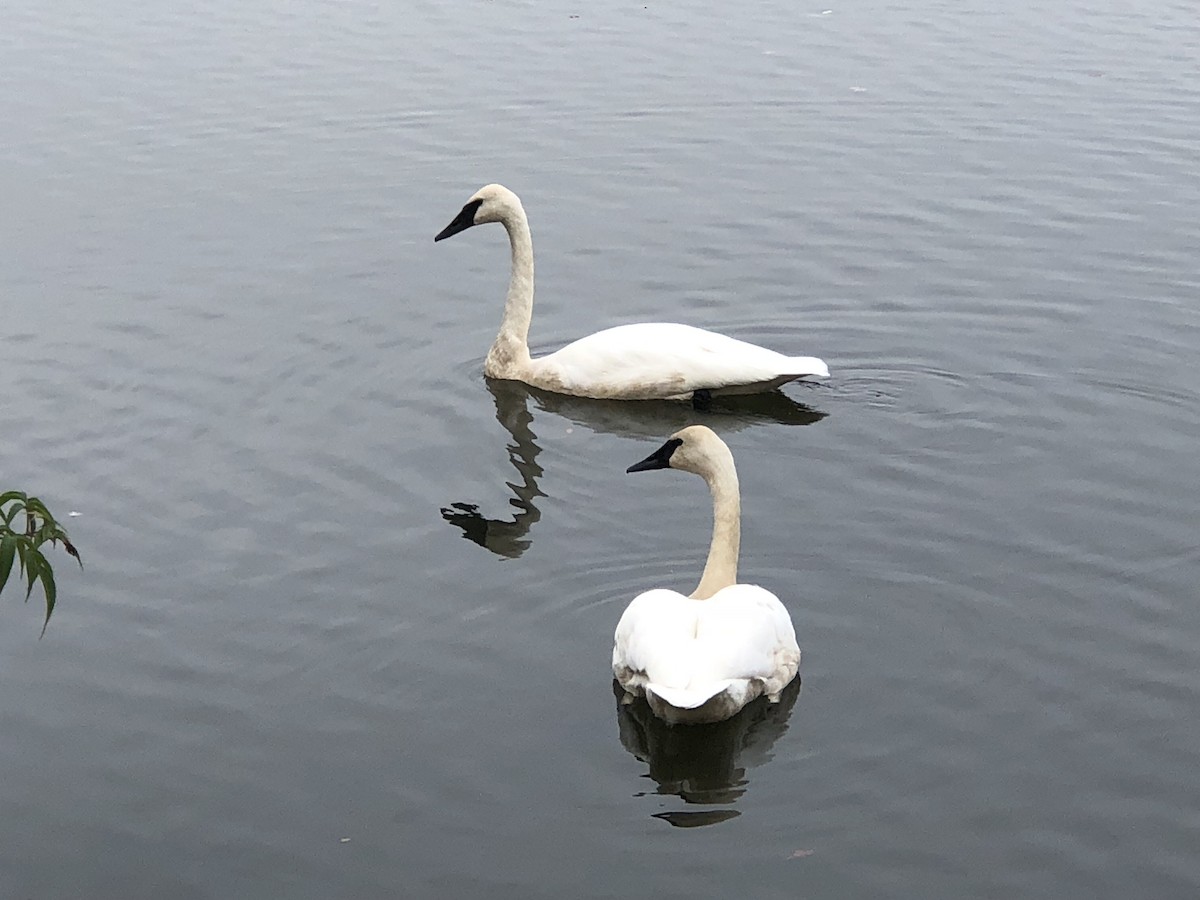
612,425 -> 801,725
434,184 -> 829,401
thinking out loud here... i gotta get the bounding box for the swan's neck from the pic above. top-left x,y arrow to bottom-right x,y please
485,206 -> 535,378
690,460 -> 741,599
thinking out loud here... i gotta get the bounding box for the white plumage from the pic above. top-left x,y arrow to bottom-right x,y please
612,426 -> 801,725
435,184 -> 828,401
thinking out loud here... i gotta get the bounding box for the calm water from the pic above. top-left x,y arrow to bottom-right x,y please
3,1 -> 1199,897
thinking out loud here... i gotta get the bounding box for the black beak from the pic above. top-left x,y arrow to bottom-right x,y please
434,199 -> 483,242
627,437 -> 682,473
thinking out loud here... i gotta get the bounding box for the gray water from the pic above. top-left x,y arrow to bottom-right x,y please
3,1 -> 1199,897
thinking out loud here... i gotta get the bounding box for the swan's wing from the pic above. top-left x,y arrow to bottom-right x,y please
542,323 -> 827,399
690,585 -> 800,688
612,589 -> 697,686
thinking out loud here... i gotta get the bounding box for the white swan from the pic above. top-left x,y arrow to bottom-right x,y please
612,425 -> 801,725
434,184 -> 828,401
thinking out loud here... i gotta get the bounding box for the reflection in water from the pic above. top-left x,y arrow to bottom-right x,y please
440,381 -> 546,559
613,677 -> 802,827
521,380 -> 827,438
442,379 -> 826,558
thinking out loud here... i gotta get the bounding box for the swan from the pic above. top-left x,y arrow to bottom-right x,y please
612,425 -> 801,725
434,184 -> 829,401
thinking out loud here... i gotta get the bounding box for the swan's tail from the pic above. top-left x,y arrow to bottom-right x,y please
786,356 -> 829,379
645,680 -> 737,710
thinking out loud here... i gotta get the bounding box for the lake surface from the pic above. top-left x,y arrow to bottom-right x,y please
3,1 -> 1199,897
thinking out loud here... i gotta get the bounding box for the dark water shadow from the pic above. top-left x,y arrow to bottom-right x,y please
520,380 -> 827,439
441,379 -> 827,558
439,381 -> 547,560
613,676 -> 802,827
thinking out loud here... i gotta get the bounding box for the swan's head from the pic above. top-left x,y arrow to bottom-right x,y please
626,425 -> 735,481
434,184 -> 524,242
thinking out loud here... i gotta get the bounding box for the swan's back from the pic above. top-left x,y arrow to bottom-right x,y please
613,584 -> 800,708
539,323 -> 828,400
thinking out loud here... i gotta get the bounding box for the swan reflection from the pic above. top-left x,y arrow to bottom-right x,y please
441,379 -> 826,558
516,379 -> 827,437
613,676 -> 802,827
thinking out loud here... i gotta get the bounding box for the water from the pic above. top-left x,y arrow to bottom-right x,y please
3,1 -> 1199,896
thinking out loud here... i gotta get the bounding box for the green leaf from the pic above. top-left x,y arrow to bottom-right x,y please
0,535 -> 14,594
24,547 -> 41,601
2,498 -> 25,528
38,553 -> 56,634
0,491 -> 28,507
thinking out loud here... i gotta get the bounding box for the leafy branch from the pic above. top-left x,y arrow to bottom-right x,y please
0,491 -> 82,633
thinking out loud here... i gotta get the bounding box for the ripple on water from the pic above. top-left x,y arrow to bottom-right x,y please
4,0 -> 1200,896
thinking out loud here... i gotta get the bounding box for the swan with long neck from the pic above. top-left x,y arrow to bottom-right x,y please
611,425 -> 801,725
434,184 -> 829,401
